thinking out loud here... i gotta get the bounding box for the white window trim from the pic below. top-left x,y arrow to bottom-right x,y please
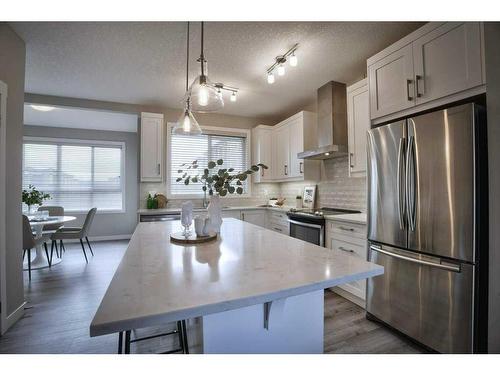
22,136 -> 126,214
166,123 -> 252,199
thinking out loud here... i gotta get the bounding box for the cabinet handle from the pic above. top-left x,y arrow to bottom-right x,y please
242,213 -> 245,220
338,246 -> 355,253
299,162 -> 303,174
261,169 -> 264,177
157,163 -> 161,175
339,226 -> 355,232
349,153 -> 355,168
273,227 -> 282,232
406,79 -> 413,101
284,165 -> 288,176
415,75 -> 423,98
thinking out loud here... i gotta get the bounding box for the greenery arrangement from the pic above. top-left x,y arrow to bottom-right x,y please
177,159 -> 268,197
22,184 -> 51,208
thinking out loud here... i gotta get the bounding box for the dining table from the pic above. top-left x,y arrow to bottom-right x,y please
25,215 -> 77,270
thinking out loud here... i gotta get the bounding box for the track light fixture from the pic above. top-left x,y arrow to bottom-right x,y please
266,44 -> 299,84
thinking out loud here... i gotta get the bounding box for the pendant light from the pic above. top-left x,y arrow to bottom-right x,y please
189,22 -> 224,113
173,22 -> 202,136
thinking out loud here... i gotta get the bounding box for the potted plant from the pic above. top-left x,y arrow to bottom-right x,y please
22,184 -> 51,214
177,159 -> 267,232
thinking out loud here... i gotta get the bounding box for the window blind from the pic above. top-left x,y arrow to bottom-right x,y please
169,130 -> 248,195
23,139 -> 124,212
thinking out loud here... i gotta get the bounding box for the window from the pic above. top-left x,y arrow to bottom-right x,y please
22,137 -> 125,212
168,126 -> 250,196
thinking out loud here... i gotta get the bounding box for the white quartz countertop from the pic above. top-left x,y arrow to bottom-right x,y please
324,213 -> 367,224
90,219 -> 383,337
137,205 -> 292,215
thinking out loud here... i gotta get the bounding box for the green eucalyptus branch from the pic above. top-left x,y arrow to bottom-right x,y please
176,159 -> 268,197
22,184 -> 51,206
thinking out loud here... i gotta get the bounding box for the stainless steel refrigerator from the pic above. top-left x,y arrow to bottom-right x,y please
366,102 -> 488,353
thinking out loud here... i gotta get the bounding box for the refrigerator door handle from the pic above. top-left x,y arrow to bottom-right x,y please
397,138 -> 406,230
370,245 -> 461,273
406,134 -> 416,231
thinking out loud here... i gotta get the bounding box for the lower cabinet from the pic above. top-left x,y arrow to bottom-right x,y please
267,210 -> 289,234
221,210 -> 241,220
326,219 -> 367,307
241,209 -> 267,228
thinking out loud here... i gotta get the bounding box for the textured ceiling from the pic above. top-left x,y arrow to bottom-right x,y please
11,22 -> 423,120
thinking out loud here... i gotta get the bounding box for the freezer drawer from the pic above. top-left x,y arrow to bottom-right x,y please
366,243 -> 474,353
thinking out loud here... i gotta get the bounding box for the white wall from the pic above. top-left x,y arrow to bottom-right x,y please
0,23 -> 26,322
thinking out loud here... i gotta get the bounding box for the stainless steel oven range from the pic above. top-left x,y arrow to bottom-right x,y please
286,208 -> 361,246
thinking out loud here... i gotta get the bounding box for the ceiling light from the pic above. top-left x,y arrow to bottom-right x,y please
266,44 -> 299,84
230,92 -> 237,102
172,22 -> 202,136
267,72 -> 275,84
277,64 -> 285,76
31,105 -> 55,112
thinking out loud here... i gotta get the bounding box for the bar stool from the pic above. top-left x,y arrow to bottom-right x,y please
118,320 -> 189,354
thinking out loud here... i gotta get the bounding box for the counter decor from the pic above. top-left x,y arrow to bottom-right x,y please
176,159 -> 267,233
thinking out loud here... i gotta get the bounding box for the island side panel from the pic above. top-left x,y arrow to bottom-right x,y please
201,290 -> 324,354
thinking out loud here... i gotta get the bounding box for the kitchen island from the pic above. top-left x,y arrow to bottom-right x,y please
90,219 -> 383,353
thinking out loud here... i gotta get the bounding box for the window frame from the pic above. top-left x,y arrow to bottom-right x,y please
22,136 -> 126,214
166,123 -> 252,199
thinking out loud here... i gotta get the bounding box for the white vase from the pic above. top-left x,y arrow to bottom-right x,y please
207,194 -> 223,233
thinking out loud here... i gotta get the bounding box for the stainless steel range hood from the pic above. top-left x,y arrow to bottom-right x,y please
298,81 -> 348,160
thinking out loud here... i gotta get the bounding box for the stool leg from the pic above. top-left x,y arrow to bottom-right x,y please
182,320 -> 189,354
118,331 -> 123,354
44,242 -> 51,267
86,236 -> 94,256
177,321 -> 185,353
124,330 -> 131,354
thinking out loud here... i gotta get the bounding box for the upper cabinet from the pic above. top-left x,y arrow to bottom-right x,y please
252,125 -> 274,183
368,22 -> 485,121
347,79 -> 370,177
253,111 -> 320,183
368,44 -> 415,119
412,23 -> 483,105
140,112 -> 164,182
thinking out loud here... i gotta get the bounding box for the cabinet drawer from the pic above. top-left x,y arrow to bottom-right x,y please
328,221 -> 366,240
268,211 -> 288,225
269,223 -> 289,235
330,237 -> 366,261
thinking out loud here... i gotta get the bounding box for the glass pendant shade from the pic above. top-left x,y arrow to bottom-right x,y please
189,75 -> 224,113
172,103 -> 202,135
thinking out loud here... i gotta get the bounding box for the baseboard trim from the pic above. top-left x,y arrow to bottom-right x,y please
62,234 -> 132,244
2,301 -> 26,335
330,287 -> 366,308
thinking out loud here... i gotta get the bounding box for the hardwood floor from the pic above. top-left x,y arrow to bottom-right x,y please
0,240 -> 424,354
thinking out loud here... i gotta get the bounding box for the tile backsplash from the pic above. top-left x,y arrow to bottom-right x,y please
139,157 -> 365,211
279,157 -> 367,212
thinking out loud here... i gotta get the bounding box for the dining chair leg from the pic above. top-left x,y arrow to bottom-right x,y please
80,238 -> 88,263
27,248 -> 32,281
23,249 -> 26,261
44,242 -> 51,267
124,330 -> 131,354
85,236 -> 94,256
53,240 -> 60,258
60,240 -> 65,254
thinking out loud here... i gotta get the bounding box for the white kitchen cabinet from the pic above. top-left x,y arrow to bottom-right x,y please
412,22 -> 483,105
368,44 -> 415,119
271,111 -> 320,182
368,22 -> 485,121
347,79 -> 370,177
140,112 -> 164,182
241,209 -> 267,228
272,125 -> 290,180
251,125 -> 273,183
267,210 -> 289,234
326,219 -> 367,307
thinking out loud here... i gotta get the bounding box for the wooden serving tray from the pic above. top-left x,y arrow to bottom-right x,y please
170,231 -> 218,244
